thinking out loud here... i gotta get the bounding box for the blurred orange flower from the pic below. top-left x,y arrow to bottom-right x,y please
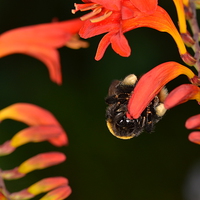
0,18 -> 88,84
1,152 -> 66,180
9,177 -> 71,200
0,103 -> 70,199
0,103 -> 68,151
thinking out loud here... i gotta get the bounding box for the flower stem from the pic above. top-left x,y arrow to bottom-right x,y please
0,169 -> 10,200
187,1 -> 200,75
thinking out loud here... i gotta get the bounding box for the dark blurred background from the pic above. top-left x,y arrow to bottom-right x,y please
0,0 -> 200,200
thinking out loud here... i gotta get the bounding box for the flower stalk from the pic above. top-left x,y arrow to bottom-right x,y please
184,1 -> 200,74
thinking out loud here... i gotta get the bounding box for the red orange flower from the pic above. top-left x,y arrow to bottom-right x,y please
0,18 -> 88,84
164,84 -> 200,109
73,0 -> 190,63
127,61 -> 196,119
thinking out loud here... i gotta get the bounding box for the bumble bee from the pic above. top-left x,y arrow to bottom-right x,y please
105,74 -> 168,139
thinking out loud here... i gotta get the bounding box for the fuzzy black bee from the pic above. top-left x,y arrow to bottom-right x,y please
105,74 -> 168,139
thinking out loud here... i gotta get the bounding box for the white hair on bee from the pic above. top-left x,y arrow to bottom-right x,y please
158,87 -> 168,103
121,74 -> 137,86
155,103 -> 167,117
155,87 -> 168,117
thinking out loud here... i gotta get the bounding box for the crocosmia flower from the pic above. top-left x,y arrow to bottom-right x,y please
9,177 -> 71,200
72,0 -> 191,63
0,103 -> 68,156
0,18 -> 88,84
127,61 -> 196,119
164,84 -> 200,109
0,103 -> 70,199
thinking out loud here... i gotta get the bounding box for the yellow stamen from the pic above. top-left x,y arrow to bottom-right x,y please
80,4 -> 100,11
66,34 -> 89,49
80,7 -> 102,21
90,10 -> 113,23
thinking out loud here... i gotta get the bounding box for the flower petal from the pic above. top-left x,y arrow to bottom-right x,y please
1,152 -> 66,179
0,103 -> 68,146
130,0 -> 157,14
164,84 -> 200,109
0,18 -> 84,84
10,125 -> 65,147
0,103 -> 59,125
127,62 -> 195,119
185,114 -> 200,129
9,177 -> 68,199
40,185 -> 72,200
18,152 -> 66,174
79,12 -> 120,38
188,131 -> 200,144
95,32 -> 112,60
28,177 -> 68,195
122,6 -> 188,57
110,31 -> 131,57
95,31 -> 131,60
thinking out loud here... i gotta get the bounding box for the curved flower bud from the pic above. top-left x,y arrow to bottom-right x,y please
185,114 -> 200,129
186,114 -> 200,144
28,177 -> 68,195
9,177 -> 69,200
10,125 -> 64,147
0,125 -> 65,156
164,84 -> 200,109
0,103 -> 68,146
40,185 -> 72,200
0,18 -> 88,84
127,61 -> 196,119
188,131 -> 200,144
1,152 -> 66,180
